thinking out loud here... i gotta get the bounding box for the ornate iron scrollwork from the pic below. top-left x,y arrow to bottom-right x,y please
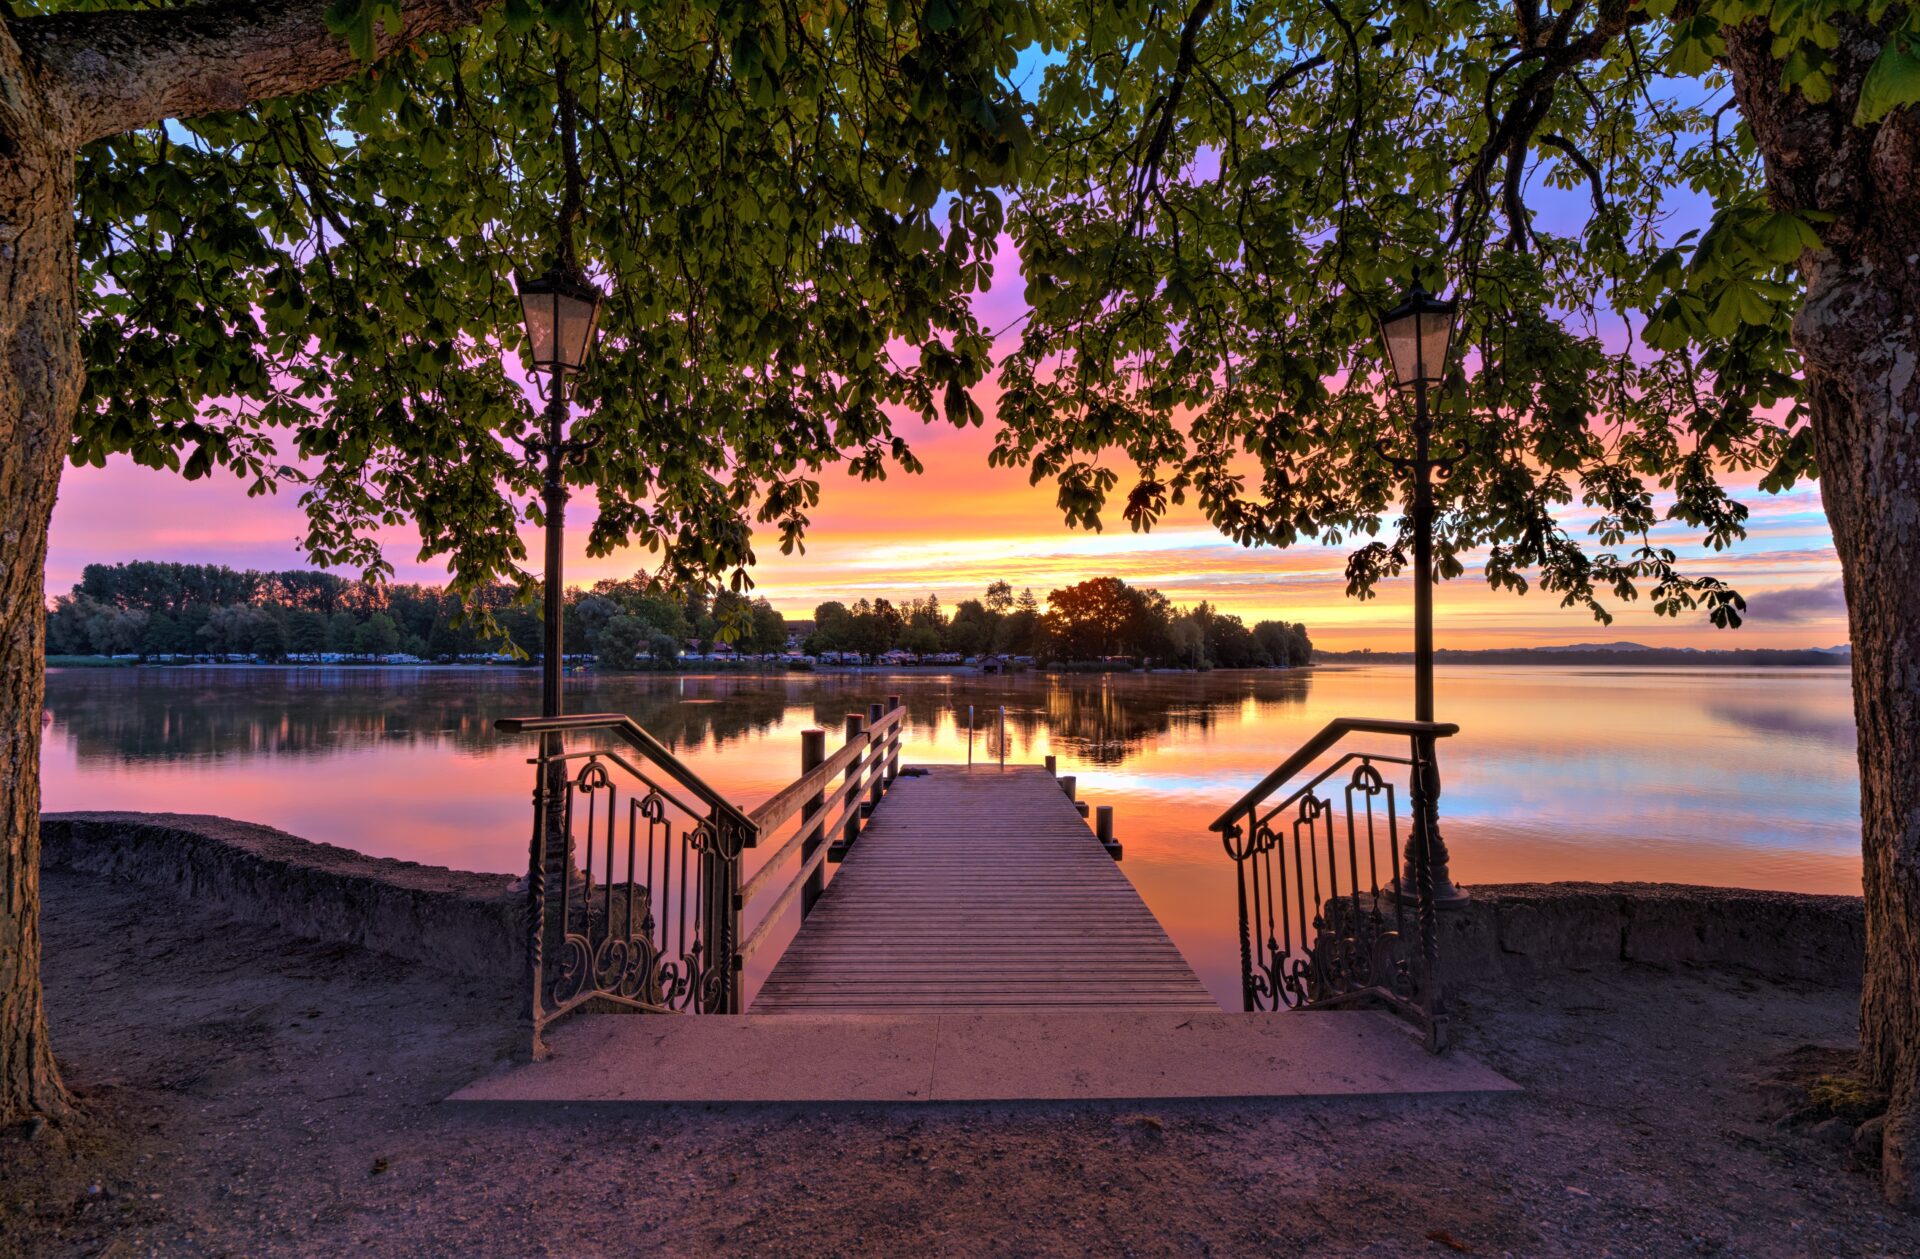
520,731 -> 751,1053
1222,737 -> 1446,1049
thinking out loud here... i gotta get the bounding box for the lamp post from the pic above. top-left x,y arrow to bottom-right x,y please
1377,278 -> 1468,907
516,263 -> 604,722
516,263 -> 603,924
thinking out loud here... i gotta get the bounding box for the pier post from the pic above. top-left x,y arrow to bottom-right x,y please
886,696 -> 902,783
1095,804 -> 1122,859
799,729 -> 827,918
1060,775 -> 1076,801
867,702 -> 886,812
842,713 -> 866,850
1044,754 -> 1057,776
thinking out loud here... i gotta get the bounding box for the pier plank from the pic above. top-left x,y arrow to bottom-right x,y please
752,765 -> 1218,1014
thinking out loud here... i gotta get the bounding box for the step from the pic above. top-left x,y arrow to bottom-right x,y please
447,1009 -> 1519,1105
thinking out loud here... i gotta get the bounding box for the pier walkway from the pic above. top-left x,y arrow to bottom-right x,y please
458,703 -> 1516,1105
751,765 -> 1216,1015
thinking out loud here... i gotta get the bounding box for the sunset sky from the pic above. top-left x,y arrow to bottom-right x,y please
44,401 -> 1848,652
45,225 -> 1849,652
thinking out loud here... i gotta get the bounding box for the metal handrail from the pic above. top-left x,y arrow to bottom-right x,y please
1209,716 -> 1457,832
1211,713 -> 1458,1050
1253,750 -> 1416,833
496,712 -> 755,835
497,697 -> 907,1046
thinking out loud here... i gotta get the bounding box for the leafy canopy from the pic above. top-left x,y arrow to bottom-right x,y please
999,0 -> 1917,627
69,0 -> 1040,605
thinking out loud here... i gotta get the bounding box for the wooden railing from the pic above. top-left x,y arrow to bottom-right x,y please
497,696 -> 904,1054
737,698 -> 903,967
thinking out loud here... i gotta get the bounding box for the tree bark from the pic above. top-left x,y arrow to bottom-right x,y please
1726,22 -> 1920,1206
0,0 -> 497,1128
14,0 -> 493,148
0,23 -> 80,1125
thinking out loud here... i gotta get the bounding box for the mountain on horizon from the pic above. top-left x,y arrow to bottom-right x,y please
1318,641 -> 1852,662
1518,641 -> 1851,656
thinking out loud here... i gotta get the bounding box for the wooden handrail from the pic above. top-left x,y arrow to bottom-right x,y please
1208,716 -> 1458,833
737,705 -> 901,961
737,745 -> 879,909
494,712 -> 755,833
749,736 -> 867,834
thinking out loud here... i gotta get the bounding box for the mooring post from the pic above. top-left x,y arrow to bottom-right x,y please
866,702 -> 886,813
1095,805 -> 1113,844
1044,754 -> 1057,776
998,705 -> 1007,767
1060,774 -> 1077,801
968,705 -> 975,766
799,728 -> 827,919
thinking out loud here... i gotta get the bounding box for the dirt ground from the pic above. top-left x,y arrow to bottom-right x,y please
3,868 -> 1914,1258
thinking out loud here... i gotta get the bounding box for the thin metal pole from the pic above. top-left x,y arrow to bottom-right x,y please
1412,373 -> 1432,728
538,372 -> 574,937
1405,374 -> 1463,906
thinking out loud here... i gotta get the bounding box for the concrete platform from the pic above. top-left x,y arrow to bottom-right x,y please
447,1010 -> 1518,1105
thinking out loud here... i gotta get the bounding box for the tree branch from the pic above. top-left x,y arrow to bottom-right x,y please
13,0 -> 496,149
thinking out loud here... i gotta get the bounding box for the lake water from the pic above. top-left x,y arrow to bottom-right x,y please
40,664 -> 1863,1008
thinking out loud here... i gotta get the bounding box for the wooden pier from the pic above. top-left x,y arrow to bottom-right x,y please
752,764 -> 1217,1014
463,704 -> 1520,1105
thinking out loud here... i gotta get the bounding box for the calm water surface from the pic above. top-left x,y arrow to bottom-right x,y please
42,664 -> 1862,1007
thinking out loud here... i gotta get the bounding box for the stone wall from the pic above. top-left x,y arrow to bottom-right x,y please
41,812 -> 523,982
1442,881 -> 1865,987
39,813 -> 1866,993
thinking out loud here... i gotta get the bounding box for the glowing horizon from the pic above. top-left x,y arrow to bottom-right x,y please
45,411 -> 1849,651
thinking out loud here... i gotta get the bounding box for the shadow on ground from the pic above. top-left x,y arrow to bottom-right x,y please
5,869 -> 1914,1257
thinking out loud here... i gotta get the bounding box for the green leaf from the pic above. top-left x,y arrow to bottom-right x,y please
1855,40 -> 1920,124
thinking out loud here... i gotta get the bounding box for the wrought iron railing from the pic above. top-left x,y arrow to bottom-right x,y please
1210,717 -> 1459,1050
498,698 -> 904,1055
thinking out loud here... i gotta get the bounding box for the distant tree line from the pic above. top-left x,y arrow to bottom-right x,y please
44,561 -> 786,670
48,563 -> 1309,671
807,577 -> 1311,669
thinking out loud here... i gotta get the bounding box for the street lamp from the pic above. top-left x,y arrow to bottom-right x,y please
1377,278 -> 1468,907
516,263 -> 603,723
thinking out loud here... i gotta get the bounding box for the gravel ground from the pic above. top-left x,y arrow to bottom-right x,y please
3,867 -> 1914,1257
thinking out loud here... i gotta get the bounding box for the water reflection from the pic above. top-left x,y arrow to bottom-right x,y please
41,663 -> 1863,1009
48,667 -> 1317,771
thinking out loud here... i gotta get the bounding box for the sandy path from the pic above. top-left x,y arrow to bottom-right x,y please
4,868 -> 1914,1257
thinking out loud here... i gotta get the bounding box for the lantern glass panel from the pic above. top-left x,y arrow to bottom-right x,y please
554,290 -> 601,370
519,290 -> 559,369
1417,311 -> 1453,385
1383,313 -> 1423,387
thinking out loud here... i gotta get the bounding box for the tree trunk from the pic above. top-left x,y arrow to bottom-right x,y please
0,0 -> 504,1131
1726,22 -> 1920,1205
1813,270 -> 1920,1208
0,25 -> 81,1125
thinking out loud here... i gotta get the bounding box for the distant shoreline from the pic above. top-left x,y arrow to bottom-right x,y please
1313,646 -> 1849,668
44,651 -> 1852,675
